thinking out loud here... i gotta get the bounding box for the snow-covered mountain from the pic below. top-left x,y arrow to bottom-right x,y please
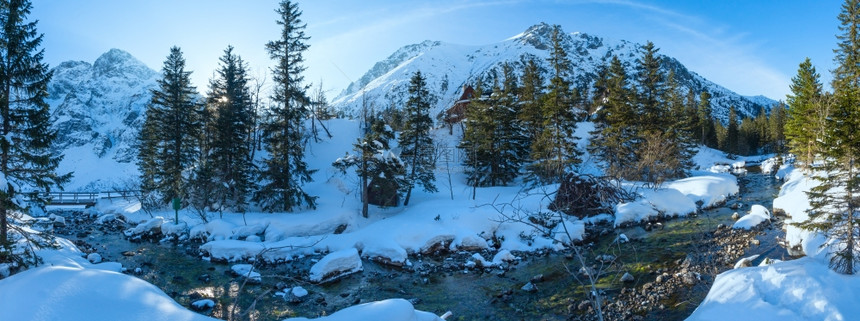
48,49 -> 159,191
332,23 -> 777,123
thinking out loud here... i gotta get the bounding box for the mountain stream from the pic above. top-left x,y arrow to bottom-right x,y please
50,168 -> 792,321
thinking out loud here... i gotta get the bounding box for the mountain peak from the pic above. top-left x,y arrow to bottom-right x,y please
93,48 -> 155,79
513,22 -> 560,50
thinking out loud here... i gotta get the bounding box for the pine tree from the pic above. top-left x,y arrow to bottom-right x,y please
664,71 -> 695,176
768,102 -> 787,154
399,71 -> 437,206
529,25 -> 581,184
0,0 -> 70,249
796,0 -> 860,275
332,112 -> 406,216
697,91 -> 717,148
256,0 -> 317,212
496,62 -> 529,183
460,78 -> 490,190
635,41 -> 666,131
138,46 -> 201,205
631,42 -> 689,184
199,46 -> 255,212
590,56 -> 636,180
518,56 -> 544,149
724,106 -> 739,155
785,58 -> 824,166
738,117 -> 759,155
686,89 -> 701,144
460,64 -> 526,188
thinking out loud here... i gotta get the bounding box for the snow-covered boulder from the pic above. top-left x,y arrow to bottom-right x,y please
161,221 -> 188,239
614,200 -> 657,226
231,224 -> 267,240
291,286 -> 308,298
86,253 -> 102,264
760,157 -> 779,175
492,249 -> 520,265
641,188 -> 698,217
309,248 -> 363,283
95,213 -> 117,224
467,253 -> 493,268
552,218 -> 585,243
733,205 -> 770,230
733,255 -> 760,269
666,174 -> 739,208
200,240 -> 265,262
283,298 -> 443,321
454,234 -> 489,251
124,216 -> 164,237
230,264 -> 261,283
190,219 -> 236,241
191,299 -> 215,311
419,234 -> 455,254
49,214 -> 66,227
361,241 -> 408,267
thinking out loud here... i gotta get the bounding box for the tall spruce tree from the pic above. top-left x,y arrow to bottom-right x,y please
529,25 -> 581,184
631,42 -> 688,184
796,0 -> 860,274
724,106 -> 739,155
590,56 -> 636,180
785,58 -> 824,166
696,91 -> 717,147
0,0 -> 70,249
460,64 -> 525,188
399,71 -> 437,206
460,78 -> 492,190
256,0 -> 317,212
138,46 -> 200,205
768,102 -> 787,154
665,72 -> 696,172
518,57 -> 544,150
635,41 -> 666,131
199,46 -> 255,212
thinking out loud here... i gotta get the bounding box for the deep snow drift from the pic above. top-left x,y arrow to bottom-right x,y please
0,237 -> 217,321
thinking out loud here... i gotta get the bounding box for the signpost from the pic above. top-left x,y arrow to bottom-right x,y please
172,197 -> 181,223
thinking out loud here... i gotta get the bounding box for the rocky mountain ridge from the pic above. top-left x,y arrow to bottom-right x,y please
332,23 -> 778,123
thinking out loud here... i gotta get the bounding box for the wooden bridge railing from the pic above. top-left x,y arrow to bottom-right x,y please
23,190 -> 141,206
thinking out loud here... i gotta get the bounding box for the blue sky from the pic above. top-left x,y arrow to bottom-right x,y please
31,0 -> 841,101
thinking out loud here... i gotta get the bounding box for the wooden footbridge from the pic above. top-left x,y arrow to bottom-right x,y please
25,191 -> 138,207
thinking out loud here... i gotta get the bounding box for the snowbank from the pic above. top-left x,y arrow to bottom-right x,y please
689,258 -> 856,321
732,205 -> 770,230
614,200 -> 657,226
613,175 -> 730,226
772,166 -> 827,257
665,174 -> 738,208
284,298 -> 443,321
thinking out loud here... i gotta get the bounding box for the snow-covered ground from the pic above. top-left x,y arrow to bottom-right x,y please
690,162 -> 860,320
0,119 -> 754,320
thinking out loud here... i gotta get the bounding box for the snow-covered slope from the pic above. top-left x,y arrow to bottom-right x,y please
332,23 -> 777,124
48,49 -> 159,191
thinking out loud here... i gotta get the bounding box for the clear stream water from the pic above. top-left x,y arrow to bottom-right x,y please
52,168 -> 788,321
